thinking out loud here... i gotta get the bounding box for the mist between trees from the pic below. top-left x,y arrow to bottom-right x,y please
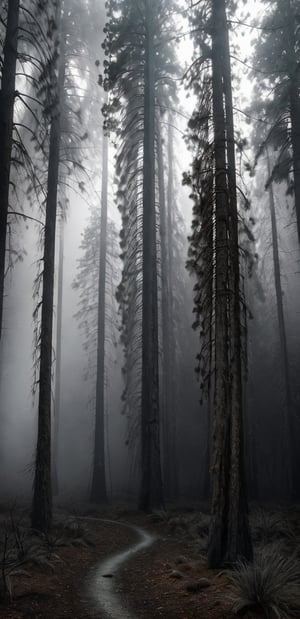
0,0 -> 300,568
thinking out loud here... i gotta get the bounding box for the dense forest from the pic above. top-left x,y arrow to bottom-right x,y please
1,0 -> 300,617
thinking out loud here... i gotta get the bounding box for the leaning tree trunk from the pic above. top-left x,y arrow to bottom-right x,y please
266,148 -> 293,495
31,8 -> 65,532
157,121 -> 177,500
208,0 -> 252,567
90,129 -> 108,504
139,0 -> 163,511
0,0 -> 19,339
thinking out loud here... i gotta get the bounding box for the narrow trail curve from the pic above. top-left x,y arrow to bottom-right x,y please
79,517 -> 156,619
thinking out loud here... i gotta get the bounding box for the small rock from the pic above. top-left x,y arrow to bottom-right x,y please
169,570 -> 184,579
197,577 -> 211,587
175,555 -> 188,565
186,578 -> 211,592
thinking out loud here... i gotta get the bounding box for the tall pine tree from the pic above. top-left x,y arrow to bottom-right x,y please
186,0 -> 252,566
103,0 -> 179,509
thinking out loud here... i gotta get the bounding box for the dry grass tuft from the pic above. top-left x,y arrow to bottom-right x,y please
228,546 -> 300,618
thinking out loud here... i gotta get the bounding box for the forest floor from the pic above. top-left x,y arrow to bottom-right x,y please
0,501 -> 299,618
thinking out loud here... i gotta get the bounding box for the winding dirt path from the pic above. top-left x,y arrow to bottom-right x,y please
81,518 -> 156,619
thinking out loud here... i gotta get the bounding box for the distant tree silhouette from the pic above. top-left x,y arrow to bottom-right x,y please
103,0 -> 179,510
252,0 -> 300,242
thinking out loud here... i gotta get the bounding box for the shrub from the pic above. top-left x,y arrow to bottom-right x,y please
250,509 -> 295,545
228,546 -> 300,618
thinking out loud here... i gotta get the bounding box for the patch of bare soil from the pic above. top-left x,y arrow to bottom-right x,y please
116,507 -> 300,619
120,533 -> 233,619
118,515 -> 260,619
0,512 -> 136,618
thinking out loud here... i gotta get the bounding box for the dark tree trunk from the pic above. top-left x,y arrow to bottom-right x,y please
208,0 -> 252,568
139,0 -> 163,511
0,0 -> 19,339
223,6 -> 252,564
90,130 -> 108,504
31,8 -> 65,532
202,400 -> 211,500
157,121 -> 177,500
53,216 -> 64,496
31,113 -> 60,533
166,119 -> 178,499
266,148 -> 293,495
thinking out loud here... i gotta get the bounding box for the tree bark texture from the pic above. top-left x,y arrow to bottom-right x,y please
0,0 -> 19,339
90,130 -> 108,504
208,0 -> 252,567
139,0 -> 163,511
